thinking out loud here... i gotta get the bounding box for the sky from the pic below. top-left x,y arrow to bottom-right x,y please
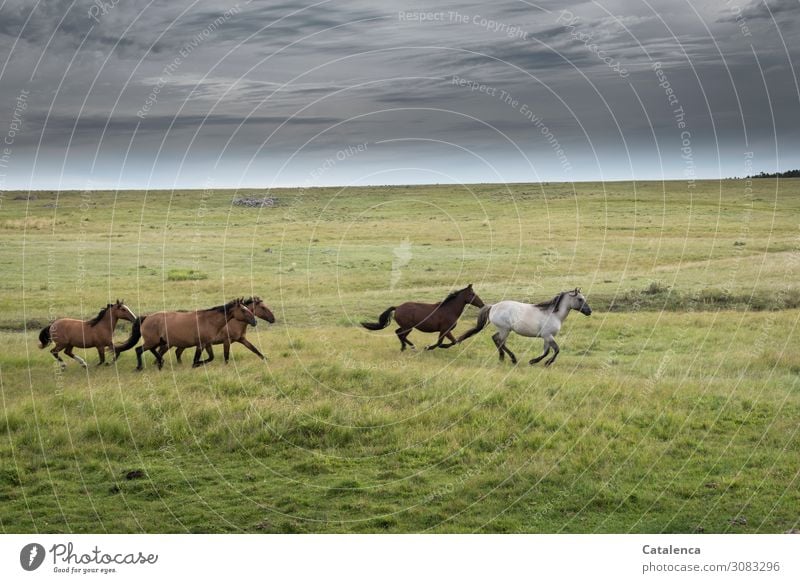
0,0 -> 798,190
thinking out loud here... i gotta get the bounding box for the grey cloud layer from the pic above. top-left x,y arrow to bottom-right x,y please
0,0 -> 798,187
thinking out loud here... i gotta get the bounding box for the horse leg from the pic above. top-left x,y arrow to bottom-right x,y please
544,338 -> 560,367
223,341 -> 232,363
238,338 -> 266,361
530,338 -> 552,365
151,340 -> 166,370
192,346 -> 203,367
193,345 -> 215,367
150,346 -> 164,370
425,331 -> 448,351
50,345 -> 67,368
174,347 -> 184,363
135,346 -> 145,370
65,346 -> 87,368
96,346 -> 106,365
493,329 -> 517,364
491,333 -> 504,361
442,331 -> 458,348
395,327 -> 414,351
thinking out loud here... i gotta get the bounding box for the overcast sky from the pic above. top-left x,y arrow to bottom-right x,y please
0,0 -> 798,189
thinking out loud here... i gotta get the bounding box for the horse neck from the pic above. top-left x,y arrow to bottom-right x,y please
442,294 -> 469,317
205,309 -> 231,331
99,310 -> 118,334
553,299 -> 572,322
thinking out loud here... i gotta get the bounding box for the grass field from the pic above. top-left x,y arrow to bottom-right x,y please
0,179 -> 798,533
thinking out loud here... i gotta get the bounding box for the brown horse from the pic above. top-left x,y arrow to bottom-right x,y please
361,284 -> 484,350
38,300 -> 137,367
174,296 -> 276,364
115,298 -> 256,370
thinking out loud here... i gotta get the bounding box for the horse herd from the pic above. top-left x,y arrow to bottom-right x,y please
38,286 -> 592,370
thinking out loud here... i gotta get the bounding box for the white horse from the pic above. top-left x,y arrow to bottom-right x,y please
457,288 -> 592,366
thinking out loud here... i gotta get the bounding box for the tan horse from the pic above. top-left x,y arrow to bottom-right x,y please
38,300 -> 137,367
115,298 -> 256,370
174,296 -> 276,364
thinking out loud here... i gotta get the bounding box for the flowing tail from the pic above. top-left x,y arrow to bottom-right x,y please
114,316 -> 144,355
361,306 -> 396,330
457,305 -> 492,343
38,325 -> 52,349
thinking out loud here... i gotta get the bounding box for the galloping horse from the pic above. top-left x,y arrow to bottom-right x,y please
361,284 -> 484,351
38,300 -> 137,367
174,296 -> 275,364
115,298 -> 256,370
458,288 -> 592,366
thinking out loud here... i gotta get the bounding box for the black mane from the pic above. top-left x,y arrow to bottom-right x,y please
87,304 -> 112,326
441,286 -> 469,306
535,291 -> 567,312
204,299 -> 240,313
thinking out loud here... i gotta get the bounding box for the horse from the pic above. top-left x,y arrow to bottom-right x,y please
38,300 -> 137,367
361,284 -> 485,351
114,298 -> 257,370
457,288 -> 592,366
173,296 -> 275,364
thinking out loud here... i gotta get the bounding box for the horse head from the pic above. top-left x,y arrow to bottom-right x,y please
568,288 -> 592,316
247,296 -> 276,323
111,299 -> 137,322
230,298 -> 257,326
465,284 -> 485,308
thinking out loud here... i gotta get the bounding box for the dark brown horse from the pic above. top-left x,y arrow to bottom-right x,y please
361,284 -> 484,351
38,300 -> 137,367
115,298 -> 256,370
174,296 -> 276,364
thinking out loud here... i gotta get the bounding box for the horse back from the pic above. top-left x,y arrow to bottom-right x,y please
50,318 -> 104,348
141,311 -> 201,347
395,301 -> 449,332
491,301 -> 548,337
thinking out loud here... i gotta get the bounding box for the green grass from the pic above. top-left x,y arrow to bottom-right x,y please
166,269 -> 209,282
0,180 -> 798,533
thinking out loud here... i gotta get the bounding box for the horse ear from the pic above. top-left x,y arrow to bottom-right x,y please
468,283 -> 473,288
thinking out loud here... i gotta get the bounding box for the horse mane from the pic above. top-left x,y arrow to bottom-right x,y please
535,291 -> 567,311
243,296 -> 261,305
87,304 -> 112,326
441,286 -> 469,306
204,299 -> 241,313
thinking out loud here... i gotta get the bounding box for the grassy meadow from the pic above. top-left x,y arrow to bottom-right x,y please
0,179 -> 798,533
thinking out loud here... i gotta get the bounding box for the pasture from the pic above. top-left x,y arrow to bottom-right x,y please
0,179 -> 798,533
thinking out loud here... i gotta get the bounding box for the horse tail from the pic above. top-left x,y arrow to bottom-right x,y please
457,305 -> 492,343
38,325 -> 52,349
114,316 -> 144,355
361,306 -> 396,330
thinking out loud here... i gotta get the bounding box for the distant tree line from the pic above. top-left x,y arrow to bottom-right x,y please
747,169 -> 800,178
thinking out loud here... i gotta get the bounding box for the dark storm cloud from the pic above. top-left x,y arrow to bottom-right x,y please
0,0 -> 798,188
35,112 -> 340,134
729,0 -> 799,21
